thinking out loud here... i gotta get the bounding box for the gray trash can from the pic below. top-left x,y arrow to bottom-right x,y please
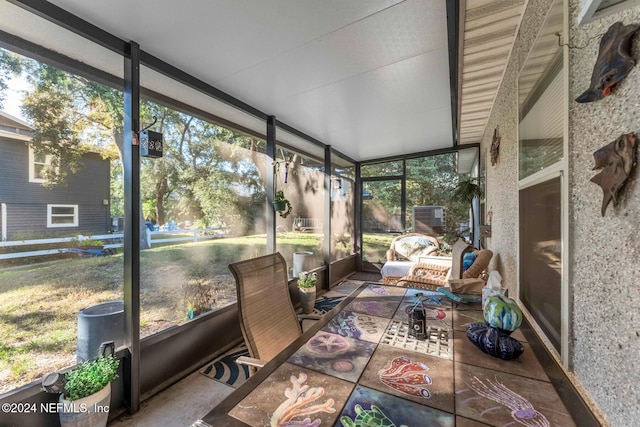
77,300 -> 124,362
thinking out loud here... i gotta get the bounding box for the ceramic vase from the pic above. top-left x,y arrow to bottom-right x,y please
298,286 -> 316,314
59,382 -> 111,427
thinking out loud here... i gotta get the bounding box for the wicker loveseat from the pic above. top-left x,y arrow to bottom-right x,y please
395,239 -> 493,291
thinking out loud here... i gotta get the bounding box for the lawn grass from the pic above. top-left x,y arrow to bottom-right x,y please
0,231 -> 390,394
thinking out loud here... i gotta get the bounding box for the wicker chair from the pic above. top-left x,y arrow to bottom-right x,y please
229,252 -> 319,372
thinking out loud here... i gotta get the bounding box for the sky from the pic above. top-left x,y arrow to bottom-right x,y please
3,75 -> 29,121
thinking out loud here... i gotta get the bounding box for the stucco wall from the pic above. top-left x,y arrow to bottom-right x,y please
480,0 -> 640,425
568,1 -> 640,425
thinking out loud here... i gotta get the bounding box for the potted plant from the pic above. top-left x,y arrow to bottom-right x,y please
58,354 -> 119,427
274,190 -> 292,218
297,271 -> 317,314
452,176 -> 484,244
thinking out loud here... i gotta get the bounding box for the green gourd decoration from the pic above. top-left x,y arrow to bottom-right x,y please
483,294 -> 522,332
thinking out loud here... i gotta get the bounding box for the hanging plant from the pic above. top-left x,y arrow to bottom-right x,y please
274,190 -> 292,218
273,154 -> 294,218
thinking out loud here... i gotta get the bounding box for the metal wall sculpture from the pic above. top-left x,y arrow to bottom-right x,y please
576,22 -> 639,103
591,133 -> 637,216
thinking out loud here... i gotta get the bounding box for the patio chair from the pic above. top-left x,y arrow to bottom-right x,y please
228,252 -> 319,372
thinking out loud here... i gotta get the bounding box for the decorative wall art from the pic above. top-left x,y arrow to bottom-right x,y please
575,22 -> 640,103
490,126 -> 500,166
590,132 -> 637,216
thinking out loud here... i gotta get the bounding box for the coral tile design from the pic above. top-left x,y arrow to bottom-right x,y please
229,363 -> 354,427
359,345 -> 455,413
322,310 -> 392,343
455,363 -> 576,427
287,331 -> 376,382
336,385 -> 455,427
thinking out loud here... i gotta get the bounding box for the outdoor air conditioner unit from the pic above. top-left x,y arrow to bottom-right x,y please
412,206 -> 445,235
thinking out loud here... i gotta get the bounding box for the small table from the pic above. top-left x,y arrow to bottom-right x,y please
195,282 -> 577,427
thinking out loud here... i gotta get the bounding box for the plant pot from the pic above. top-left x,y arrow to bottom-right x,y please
59,382 -> 111,427
298,286 -> 316,314
274,200 -> 288,212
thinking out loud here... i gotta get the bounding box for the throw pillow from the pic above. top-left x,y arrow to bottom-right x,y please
462,253 -> 477,272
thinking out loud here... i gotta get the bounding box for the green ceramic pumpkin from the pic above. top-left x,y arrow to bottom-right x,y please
483,295 -> 522,332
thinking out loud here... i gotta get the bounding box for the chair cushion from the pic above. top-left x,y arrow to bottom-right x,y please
462,249 -> 493,279
392,236 -> 438,262
462,253 -> 477,272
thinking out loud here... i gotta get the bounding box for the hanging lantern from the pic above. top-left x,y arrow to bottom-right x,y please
140,130 -> 163,158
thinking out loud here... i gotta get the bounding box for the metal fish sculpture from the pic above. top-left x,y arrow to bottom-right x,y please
591,133 -> 637,216
576,22 -> 639,103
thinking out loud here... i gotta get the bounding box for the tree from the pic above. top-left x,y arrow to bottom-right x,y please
0,49 -> 22,108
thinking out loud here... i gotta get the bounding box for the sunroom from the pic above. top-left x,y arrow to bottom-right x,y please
0,1 -> 638,426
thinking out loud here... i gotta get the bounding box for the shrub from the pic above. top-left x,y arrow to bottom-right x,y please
63,355 -> 119,401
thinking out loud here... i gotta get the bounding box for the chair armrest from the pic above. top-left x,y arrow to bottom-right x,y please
236,356 -> 267,369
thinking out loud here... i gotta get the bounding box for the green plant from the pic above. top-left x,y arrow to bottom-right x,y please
183,276 -> 215,319
452,176 -> 484,243
63,355 -> 119,401
274,190 -> 292,218
297,271 -> 317,289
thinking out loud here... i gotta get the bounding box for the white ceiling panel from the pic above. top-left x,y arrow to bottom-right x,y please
35,0 -> 454,161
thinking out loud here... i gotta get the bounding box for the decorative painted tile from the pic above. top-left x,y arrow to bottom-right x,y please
455,363 -> 576,427
314,292 -> 348,315
335,385 -> 454,427
357,284 -> 407,298
404,288 -> 452,308
451,300 -> 484,311
358,345 -> 455,413
333,281 -> 363,295
455,416 -> 493,427
380,319 -> 453,360
453,330 -> 548,382
394,300 -> 453,329
322,310 -> 392,343
453,310 -> 527,342
287,331 -> 377,382
229,362 -> 354,427
344,297 -> 401,318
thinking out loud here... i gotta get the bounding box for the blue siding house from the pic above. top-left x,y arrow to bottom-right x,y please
0,111 -> 110,241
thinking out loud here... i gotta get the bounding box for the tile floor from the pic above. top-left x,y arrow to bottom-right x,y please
109,278 -> 601,427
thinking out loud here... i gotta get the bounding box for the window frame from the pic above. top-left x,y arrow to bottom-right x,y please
578,0 -> 640,24
47,204 -> 79,228
28,147 -> 53,183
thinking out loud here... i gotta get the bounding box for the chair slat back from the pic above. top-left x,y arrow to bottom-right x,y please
229,252 -> 302,361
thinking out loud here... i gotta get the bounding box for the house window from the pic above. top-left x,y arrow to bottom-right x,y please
29,147 -> 53,183
47,205 -> 78,227
579,0 -> 640,24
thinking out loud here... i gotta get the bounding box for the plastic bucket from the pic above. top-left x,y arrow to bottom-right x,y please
77,300 -> 124,362
293,251 -> 315,278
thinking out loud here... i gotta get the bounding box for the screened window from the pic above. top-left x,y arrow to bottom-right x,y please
47,204 -> 78,227
28,147 -> 53,183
